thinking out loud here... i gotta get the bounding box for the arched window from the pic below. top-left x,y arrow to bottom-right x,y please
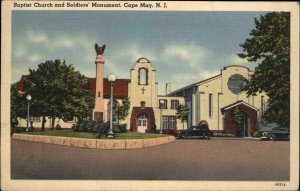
138,68 -> 148,85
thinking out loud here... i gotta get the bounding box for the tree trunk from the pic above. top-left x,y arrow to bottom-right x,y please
51,117 -> 55,130
41,115 -> 46,131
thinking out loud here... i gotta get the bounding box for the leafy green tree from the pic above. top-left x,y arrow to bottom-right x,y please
11,82 -> 27,127
19,60 -> 94,130
116,97 -> 131,122
232,107 -> 242,137
176,104 -> 189,130
238,12 -> 290,127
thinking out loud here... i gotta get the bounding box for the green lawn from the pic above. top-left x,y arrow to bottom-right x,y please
21,130 -> 167,139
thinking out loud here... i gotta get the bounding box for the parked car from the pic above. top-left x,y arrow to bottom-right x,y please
178,124 -> 213,139
259,126 -> 290,141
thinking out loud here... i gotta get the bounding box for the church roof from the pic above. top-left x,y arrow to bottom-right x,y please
17,75 -> 130,98
88,78 -> 130,98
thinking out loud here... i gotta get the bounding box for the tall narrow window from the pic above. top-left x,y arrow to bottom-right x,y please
261,96 -> 264,116
209,93 -> 213,118
171,100 -> 179,109
169,116 -> 176,129
141,101 -> 145,109
162,116 -> 168,129
138,68 -> 148,85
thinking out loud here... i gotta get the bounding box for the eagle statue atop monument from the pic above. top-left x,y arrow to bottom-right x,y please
95,43 -> 106,55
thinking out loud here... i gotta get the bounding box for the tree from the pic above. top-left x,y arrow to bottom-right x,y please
11,82 -> 27,127
176,104 -> 189,130
232,107 -> 242,137
238,12 -> 290,127
17,60 -> 94,130
116,97 -> 131,122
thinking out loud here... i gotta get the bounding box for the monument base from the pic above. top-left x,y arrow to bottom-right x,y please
93,112 -> 103,123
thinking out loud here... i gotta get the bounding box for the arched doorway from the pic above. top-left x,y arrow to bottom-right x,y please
130,107 -> 155,133
137,114 -> 147,133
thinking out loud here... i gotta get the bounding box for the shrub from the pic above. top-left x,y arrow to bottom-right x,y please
55,124 -> 62,130
113,123 -> 127,133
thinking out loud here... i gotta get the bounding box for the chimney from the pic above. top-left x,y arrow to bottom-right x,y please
165,83 -> 171,95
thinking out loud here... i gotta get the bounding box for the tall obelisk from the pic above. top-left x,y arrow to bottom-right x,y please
93,43 -> 106,122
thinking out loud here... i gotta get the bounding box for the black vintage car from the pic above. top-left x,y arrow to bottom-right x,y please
177,125 -> 213,139
259,127 -> 290,141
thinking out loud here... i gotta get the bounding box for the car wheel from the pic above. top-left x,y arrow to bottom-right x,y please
267,134 -> 276,141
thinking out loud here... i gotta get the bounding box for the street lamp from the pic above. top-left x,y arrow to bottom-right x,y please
159,100 -> 164,134
107,73 -> 116,137
26,94 -> 32,132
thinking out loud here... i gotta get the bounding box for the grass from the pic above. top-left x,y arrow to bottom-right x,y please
20,130 -> 168,139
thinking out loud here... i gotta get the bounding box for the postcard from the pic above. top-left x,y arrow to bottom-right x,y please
1,1 -> 299,191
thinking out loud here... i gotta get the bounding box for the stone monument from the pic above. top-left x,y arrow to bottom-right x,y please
93,43 -> 106,122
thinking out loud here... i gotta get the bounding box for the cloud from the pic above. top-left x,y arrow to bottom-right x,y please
163,43 -> 206,69
229,54 -> 248,65
15,47 -> 26,58
27,30 -> 49,43
28,54 -> 42,62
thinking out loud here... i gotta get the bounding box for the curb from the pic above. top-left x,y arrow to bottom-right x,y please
12,134 -> 176,149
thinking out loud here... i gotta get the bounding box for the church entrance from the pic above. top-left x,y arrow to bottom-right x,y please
236,112 -> 249,137
137,114 -> 147,133
221,101 -> 259,137
130,107 -> 155,133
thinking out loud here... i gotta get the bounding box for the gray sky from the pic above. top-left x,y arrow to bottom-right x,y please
12,11 -> 267,94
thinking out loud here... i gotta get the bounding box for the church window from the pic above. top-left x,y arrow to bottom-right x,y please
169,116 -> 176,129
209,94 -> 213,118
261,96 -> 264,115
138,114 -> 147,127
171,100 -> 179,109
159,99 -> 168,109
227,74 -> 246,94
162,116 -> 177,129
138,68 -> 148,85
141,101 -> 145,109
162,116 -> 168,129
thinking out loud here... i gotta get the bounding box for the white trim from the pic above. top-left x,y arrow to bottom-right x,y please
223,101 -> 259,111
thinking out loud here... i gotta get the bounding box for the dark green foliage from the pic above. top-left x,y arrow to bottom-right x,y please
11,83 -> 27,124
15,60 -> 95,129
238,12 -> 290,127
72,120 -> 126,138
55,124 -> 62,130
113,123 -> 127,133
116,98 -> 131,121
232,107 -> 242,137
176,104 -> 189,129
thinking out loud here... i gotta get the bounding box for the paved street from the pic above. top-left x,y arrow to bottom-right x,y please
11,139 -> 289,180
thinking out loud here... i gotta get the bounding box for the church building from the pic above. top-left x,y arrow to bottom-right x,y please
17,45 -> 267,137
89,54 -> 185,134
17,45 -> 185,135
168,65 -> 268,137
